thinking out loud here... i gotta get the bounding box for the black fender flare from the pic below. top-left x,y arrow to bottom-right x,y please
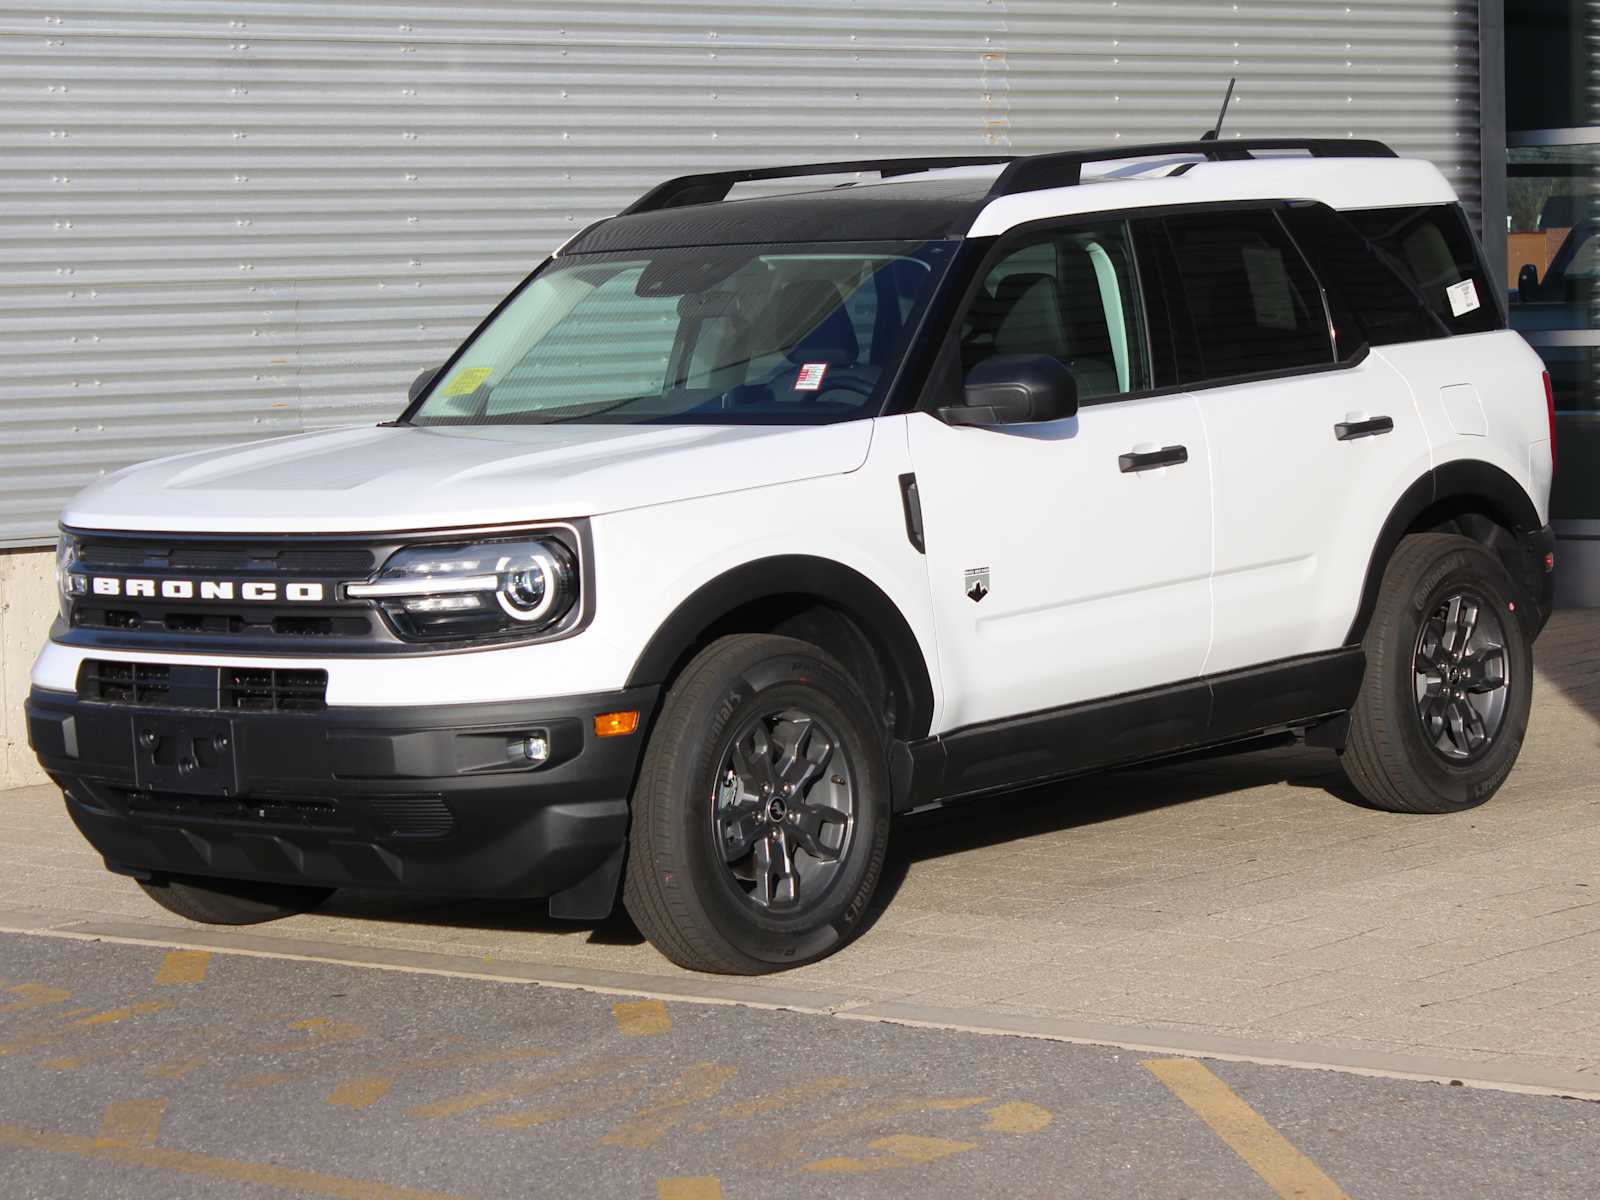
1345,459 -> 1547,645
625,554 -> 936,740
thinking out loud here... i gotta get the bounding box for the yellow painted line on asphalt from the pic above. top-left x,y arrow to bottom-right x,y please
235,1044 -> 552,1092
657,1178 -> 723,1200
96,1099 -> 166,1148
804,1132 -> 979,1173
0,1121 -> 463,1200
410,1056 -> 636,1119
328,1077 -> 394,1109
0,983 -> 71,1015
259,1017 -> 365,1053
1143,1059 -> 1353,1200
716,1076 -> 861,1122
760,1095 -> 990,1167
983,1100 -> 1054,1134
0,1001 -> 168,1057
154,950 -> 210,985
147,1055 -> 207,1080
74,1001 -> 169,1029
600,1063 -> 738,1149
613,999 -> 672,1037
484,1082 -> 641,1130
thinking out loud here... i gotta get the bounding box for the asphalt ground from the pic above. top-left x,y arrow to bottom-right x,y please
1,932 -> 1598,1200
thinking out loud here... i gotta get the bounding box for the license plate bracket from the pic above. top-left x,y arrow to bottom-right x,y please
131,714 -> 239,796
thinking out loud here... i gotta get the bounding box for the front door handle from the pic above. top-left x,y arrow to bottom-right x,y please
1335,416 -> 1394,441
1118,445 -> 1188,473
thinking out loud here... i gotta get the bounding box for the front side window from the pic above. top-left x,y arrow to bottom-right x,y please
958,222 -> 1149,401
409,241 -> 953,426
1162,210 -> 1334,382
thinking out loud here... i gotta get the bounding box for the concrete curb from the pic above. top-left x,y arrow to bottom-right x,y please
6,905 -> 1599,1102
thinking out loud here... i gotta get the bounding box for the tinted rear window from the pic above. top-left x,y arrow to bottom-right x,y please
1161,210 -> 1334,382
1340,204 -> 1502,340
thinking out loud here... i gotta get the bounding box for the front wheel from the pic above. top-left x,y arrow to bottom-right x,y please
1341,532 -> 1534,813
137,874 -> 334,925
623,634 -> 891,974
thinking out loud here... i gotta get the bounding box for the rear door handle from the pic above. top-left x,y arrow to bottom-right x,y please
1334,416 -> 1394,441
1118,445 -> 1188,473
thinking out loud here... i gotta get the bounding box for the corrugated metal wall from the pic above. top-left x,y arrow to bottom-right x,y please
1,0 -> 1481,547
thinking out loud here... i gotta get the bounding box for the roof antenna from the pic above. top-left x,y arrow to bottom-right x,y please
1201,77 -> 1237,141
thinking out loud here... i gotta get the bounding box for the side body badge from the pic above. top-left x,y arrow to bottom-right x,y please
964,567 -> 990,603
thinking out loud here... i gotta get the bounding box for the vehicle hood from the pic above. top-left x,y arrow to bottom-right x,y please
62,421 -> 874,534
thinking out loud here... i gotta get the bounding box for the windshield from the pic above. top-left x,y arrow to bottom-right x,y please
408,240 -> 954,426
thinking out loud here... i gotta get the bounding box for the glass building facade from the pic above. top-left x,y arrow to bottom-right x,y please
1504,1 -> 1600,602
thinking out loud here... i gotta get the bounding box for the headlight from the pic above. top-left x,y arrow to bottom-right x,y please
55,532 -> 85,617
350,536 -> 579,642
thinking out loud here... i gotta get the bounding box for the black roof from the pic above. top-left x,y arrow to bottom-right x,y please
563,138 -> 1400,254
561,177 -> 995,254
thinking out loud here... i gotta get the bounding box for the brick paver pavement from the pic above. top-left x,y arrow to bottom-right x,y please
6,612 -> 1600,1080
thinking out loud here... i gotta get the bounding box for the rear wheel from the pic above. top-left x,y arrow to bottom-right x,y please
623,634 -> 890,974
1341,532 -> 1533,813
136,874 -> 334,925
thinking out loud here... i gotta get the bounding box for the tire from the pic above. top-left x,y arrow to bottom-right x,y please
1341,532 -> 1534,814
623,633 -> 891,974
136,874 -> 334,926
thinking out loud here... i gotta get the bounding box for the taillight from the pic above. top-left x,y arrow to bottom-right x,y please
1543,370 -> 1557,474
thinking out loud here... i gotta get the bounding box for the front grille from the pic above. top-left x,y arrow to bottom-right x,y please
78,660 -> 328,712
66,531 -> 392,651
122,788 -> 349,831
73,605 -> 373,640
221,668 -> 328,712
79,660 -> 172,705
77,541 -> 374,576
368,796 -> 455,838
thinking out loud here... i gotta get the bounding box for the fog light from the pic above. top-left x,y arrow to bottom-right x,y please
512,732 -> 551,763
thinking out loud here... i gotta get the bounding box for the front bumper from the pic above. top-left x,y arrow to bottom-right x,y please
25,683 -> 658,911
1529,523 -> 1557,638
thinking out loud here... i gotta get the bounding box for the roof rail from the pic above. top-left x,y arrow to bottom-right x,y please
987,137 -> 1397,198
620,155 -> 1016,215
618,138 -> 1400,217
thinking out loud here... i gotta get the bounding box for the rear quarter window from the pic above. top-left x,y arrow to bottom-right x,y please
1302,203 -> 1503,344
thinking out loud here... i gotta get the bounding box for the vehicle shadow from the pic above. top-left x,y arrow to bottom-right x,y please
314,736 -> 1358,950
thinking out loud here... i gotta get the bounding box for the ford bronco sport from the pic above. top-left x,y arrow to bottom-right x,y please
28,139 -> 1557,974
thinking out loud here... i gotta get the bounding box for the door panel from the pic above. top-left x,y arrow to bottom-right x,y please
1198,355 -> 1426,674
907,399 -> 1212,731
908,216 -> 1213,734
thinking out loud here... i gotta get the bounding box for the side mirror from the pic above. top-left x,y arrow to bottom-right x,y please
408,365 -> 440,403
1517,263 -> 1540,304
940,354 -> 1079,427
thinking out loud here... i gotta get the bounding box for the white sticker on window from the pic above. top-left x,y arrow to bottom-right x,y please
795,363 -> 829,391
1446,278 -> 1481,318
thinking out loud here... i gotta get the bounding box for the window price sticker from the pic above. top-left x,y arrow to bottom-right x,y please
1445,278 -> 1481,318
440,366 -> 493,397
794,363 -> 829,392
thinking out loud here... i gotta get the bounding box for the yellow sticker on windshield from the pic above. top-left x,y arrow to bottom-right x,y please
440,366 -> 492,396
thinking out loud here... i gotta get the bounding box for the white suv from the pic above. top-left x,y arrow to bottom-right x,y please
28,139 -> 1557,973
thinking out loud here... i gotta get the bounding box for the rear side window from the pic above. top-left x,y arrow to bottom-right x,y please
1160,210 -> 1334,382
1341,204 -> 1501,338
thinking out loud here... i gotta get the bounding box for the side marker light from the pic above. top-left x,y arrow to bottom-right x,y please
594,711 -> 639,738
